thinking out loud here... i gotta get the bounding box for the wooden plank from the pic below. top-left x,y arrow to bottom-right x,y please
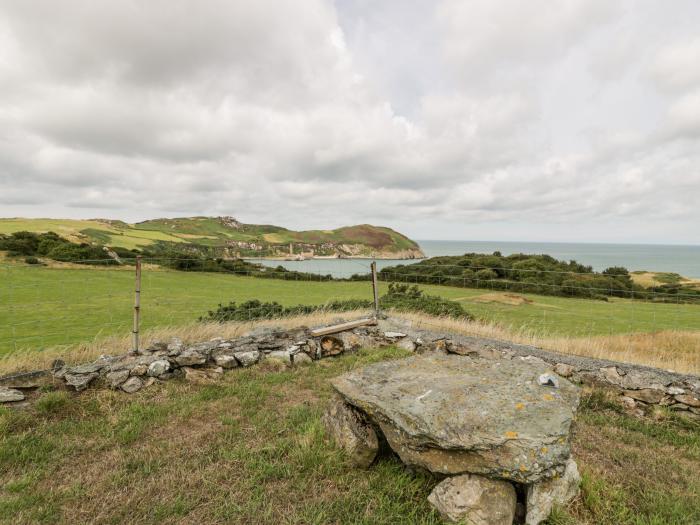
309,318 -> 376,337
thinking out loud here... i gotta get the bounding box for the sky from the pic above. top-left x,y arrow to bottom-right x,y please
0,0 -> 699,244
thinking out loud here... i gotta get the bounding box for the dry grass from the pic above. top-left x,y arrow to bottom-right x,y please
393,312 -> 700,374
0,311 -> 368,375
470,292 -> 534,306
630,271 -> 700,288
2,309 -> 698,377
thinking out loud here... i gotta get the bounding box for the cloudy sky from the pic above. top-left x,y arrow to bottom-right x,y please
1,1 -> 699,244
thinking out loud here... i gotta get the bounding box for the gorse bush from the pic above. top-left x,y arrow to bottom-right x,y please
200,298 -> 374,322
378,252 -> 649,301
380,283 -> 471,319
200,282 -> 470,322
0,231 -> 115,264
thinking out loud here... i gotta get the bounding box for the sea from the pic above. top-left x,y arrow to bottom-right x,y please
246,240 -> 700,279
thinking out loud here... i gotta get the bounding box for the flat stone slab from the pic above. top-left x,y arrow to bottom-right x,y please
331,354 -> 580,483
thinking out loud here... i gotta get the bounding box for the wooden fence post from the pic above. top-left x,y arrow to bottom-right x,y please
132,255 -> 142,353
371,261 -> 379,318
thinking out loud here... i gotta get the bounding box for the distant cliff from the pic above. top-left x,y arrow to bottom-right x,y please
0,217 -> 425,260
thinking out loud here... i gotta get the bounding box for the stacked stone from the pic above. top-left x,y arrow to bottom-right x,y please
325,352 -> 583,525
377,319 -> 700,419
40,326 -> 395,395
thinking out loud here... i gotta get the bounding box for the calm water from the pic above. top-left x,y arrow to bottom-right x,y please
247,240 -> 700,279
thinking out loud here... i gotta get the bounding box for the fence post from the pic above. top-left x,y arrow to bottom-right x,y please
132,255 -> 142,353
371,261 -> 380,318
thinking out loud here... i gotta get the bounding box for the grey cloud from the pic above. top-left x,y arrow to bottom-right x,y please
0,0 -> 698,243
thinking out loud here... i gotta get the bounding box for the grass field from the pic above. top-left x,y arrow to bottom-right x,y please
1,347 -> 699,524
2,263 -> 699,358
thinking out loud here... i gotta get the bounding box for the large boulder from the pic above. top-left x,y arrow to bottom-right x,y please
322,396 -> 379,468
427,474 -> 516,525
331,354 -> 580,483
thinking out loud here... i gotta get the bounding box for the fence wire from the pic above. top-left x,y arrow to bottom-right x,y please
0,257 -> 698,370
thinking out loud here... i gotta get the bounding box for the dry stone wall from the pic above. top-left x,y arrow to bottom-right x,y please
1,316 -> 698,418
377,318 -> 700,418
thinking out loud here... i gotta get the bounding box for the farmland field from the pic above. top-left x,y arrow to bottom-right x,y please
1,264 -> 699,357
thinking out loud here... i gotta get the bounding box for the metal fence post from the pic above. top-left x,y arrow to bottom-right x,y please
132,255 -> 142,353
371,261 -> 380,318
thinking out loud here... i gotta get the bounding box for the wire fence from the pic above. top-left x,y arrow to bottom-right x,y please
1,256 -> 699,365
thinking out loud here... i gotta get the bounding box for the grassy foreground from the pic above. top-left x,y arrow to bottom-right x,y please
1,264 -> 699,357
1,347 -> 699,524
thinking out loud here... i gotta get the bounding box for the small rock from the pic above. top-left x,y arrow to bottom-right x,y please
600,366 -> 624,385
183,367 -> 221,383
448,344 -> 479,357
121,376 -> 144,394
670,403 -> 689,411
666,386 -> 685,395
147,359 -> 170,377
674,394 -> 700,408
105,369 -> 130,388
396,338 -> 416,352
167,338 -> 184,356
214,354 -> 239,369
322,396 -> 379,468
0,387 -> 25,403
293,352 -> 313,366
553,363 -> 575,378
67,362 -> 106,375
538,373 -> 560,388
146,340 -> 168,353
130,363 -> 148,376
623,388 -> 665,404
619,395 -> 636,410
427,474 -> 516,525
383,331 -> 407,339
175,350 -> 207,367
526,458 -> 581,525
267,350 -> 292,365
235,350 -> 260,367
65,372 -> 98,392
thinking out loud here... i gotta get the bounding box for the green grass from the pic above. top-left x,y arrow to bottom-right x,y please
1,349 -> 698,524
1,264 -> 699,355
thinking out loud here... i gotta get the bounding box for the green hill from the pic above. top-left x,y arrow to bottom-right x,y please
0,217 -> 424,259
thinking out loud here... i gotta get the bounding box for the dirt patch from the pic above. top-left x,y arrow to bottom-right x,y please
470,292 -> 534,306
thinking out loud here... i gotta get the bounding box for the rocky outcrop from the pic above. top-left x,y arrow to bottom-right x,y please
331,353 -> 580,483
428,474 -> 517,525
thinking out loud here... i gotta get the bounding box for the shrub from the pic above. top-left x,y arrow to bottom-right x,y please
201,298 -> 373,322
200,283 -> 471,322
24,256 -> 41,265
380,283 -> 470,319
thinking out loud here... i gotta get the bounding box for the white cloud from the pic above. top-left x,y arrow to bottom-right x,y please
0,0 -> 698,243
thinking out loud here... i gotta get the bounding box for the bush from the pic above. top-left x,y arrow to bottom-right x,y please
201,298 -> 373,322
380,283 -> 470,319
200,284 -> 471,322
24,256 -> 41,265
